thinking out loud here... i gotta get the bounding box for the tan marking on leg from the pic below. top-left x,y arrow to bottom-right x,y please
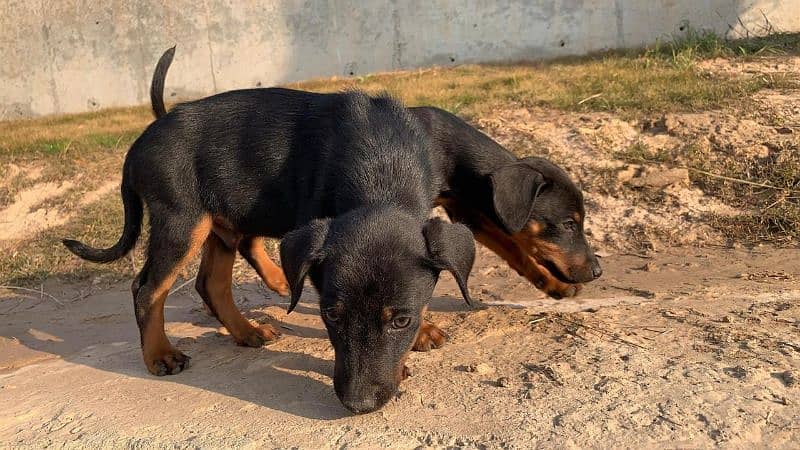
142,215 -> 213,375
239,236 -> 289,296
439,197 -> 580,299
198,233 -> 280,347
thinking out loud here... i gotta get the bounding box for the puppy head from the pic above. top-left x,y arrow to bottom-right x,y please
280,209 -> 474,414
490,156 -> 601,284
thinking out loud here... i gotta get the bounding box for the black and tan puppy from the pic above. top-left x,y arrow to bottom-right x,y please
413,107 -> 602,298
148,47 -> 601,353
64,67 -> 475,413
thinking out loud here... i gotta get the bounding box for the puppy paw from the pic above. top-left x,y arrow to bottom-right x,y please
544,282 -> 583,300
263,272 -> 290,297
145,347 -> 191,376
234,323 -> 281,347
531,270 -> 583,299
267,277 -> 290,297
413,321 -> 448,352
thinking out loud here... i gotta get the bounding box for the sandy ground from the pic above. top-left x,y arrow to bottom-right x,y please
1,55 -> 799,448
1,244 -> 798,449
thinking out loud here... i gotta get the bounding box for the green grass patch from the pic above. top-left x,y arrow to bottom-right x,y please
645,24 -> 800,67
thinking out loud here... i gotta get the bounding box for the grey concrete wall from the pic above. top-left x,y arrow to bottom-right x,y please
1,0 -> 798,119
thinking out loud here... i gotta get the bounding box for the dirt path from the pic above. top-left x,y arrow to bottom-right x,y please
1,244 -> 798,448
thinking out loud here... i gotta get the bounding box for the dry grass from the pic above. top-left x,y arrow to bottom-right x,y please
614,138 -> 800,246
289,57 -> 766,119
1,32 -> 798,285
688,141 -> 800,245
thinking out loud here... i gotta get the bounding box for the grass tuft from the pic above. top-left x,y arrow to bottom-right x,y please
645,23 -> 800,68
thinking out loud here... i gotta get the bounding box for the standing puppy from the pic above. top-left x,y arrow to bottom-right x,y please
146,47 -> 601,351
64,86 -> 475,414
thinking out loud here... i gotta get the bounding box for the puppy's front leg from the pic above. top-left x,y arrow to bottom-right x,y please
413,306 -> 448,352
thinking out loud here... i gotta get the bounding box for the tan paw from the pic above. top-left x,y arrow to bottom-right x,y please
413,321 -> 448,352
144,347 -> 191,376
541,280 -> 583,299
265,273 -> 290,297
234,323 -> 282,347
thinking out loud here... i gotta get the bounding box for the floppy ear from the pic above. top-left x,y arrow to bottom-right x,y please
423,218 -> 476,306
279,218 -> 330,314
489,163 -> 546,233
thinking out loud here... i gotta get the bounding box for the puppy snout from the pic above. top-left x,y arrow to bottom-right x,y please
337,384 -> 393,414
341,393 -> 377,414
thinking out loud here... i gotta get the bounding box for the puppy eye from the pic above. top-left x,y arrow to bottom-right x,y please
391,316 -> 412,329
323,309 -> 340,323
562,219 -> 577,232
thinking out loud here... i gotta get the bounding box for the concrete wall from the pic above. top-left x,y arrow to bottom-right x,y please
1,0 -> 797,119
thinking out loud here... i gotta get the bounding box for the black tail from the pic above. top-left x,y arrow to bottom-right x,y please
150,46 -> 176,119
63,175 -> 143,263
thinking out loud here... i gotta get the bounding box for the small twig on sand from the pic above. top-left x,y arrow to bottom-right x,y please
658,415 -> 684,428
0,285 -> 64,306
280,324 -> 295,331
557,317 -> 650,350
639,328 -> 672,341
169,277 -> 197,296
621,252 -> 654,260
68,289 -> 91,303
609,285 -> 656,299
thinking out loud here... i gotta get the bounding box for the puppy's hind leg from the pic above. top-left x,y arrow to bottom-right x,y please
195,233 -> 281,347
134,213 -> 212,376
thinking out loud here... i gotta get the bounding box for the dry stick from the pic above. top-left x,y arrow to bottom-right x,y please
764,197 -> 786,210
68,289 -> 91,303
0,285 -> 64,306
687,167 -> 800,194
557,317 -> 649,350
169,276 -> 197,296
635,157 -> 800,194
658,415 -> 684,428
758,10 -> 776,35
577,93 -> 603,105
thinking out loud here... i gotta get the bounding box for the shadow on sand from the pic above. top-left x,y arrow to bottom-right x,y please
0,278 -> 472,420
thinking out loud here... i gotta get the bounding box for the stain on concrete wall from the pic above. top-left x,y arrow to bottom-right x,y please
1,0 -> 797,118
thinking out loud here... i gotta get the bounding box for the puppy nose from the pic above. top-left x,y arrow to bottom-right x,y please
340,392 -> 378,414
591,261 -> 603,279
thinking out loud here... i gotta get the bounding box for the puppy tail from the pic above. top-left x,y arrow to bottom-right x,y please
62,174 -> 143,263
150,46 -> 176,119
